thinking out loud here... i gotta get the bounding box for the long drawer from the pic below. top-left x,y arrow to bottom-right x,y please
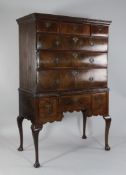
37,34 -> 108,51
36,68 -> 107,92
37,51 -> 107,68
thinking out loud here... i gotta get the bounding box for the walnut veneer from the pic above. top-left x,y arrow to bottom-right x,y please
17,13 -> 111,168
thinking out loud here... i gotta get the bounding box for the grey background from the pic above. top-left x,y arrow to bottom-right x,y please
0,0 -> 126,174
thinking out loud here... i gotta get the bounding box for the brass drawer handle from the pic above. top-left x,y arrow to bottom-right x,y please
90,41 -> 94,46
64,99 -> 72,105
45,22 -> 51,28
55,79 -> 60,85
98,27 -> 102,32
73,25 -> 78,31
72,37 -> 79,43
89,57 -> 94,63
73,98 -> 82,105
45,104 -> 52,115
89,77 -> 94,81
73,98 -> 78,103
55,40 -> 60,47
72,52 -> 78,58
72,70 -> 78,76
36,51 -> 40,68
54,57 -> 59,65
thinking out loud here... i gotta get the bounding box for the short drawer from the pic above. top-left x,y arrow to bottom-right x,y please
37,34 -> 63,50
62,36 -> 108,51
91,25 -> 108,37
72,52 -> 107,68
60,22 -> 90,35
75,68 -> 107,89
37,51 -> 73,68
37,20 -> 59,33
92,92 -> 109,116
37,70 -> 59,91
37,70 -> 75,92
39,97 -> 59,123
61,94 -> 91,112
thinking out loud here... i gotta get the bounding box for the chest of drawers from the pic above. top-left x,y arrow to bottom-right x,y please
17,13 -> 111,168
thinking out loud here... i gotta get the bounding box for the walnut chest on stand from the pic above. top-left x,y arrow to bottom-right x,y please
16,13 -> 111,168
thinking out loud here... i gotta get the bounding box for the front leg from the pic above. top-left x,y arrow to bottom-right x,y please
81,110 -> 87,139
17,116 -> 24,151
103,116 -> 111,151
31,124 -> 43,168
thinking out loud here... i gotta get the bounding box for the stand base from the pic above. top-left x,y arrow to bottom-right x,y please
105,145 -> 111,151
34,162 -> 40,168
82,135 -> 87,139
18,146 -> 23,151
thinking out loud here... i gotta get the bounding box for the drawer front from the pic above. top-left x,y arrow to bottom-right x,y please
63,36 -> 108,51
37,51 -> 73,68
37,69 -> 107,92
37,20 -> 59,33
37,34 -> 62,50
92,92 -> 108,116
91,25 -> 109,37
61,94 -> 91,112
60,22 -> 90,35
59,70 -> 75,90
37,70 -> 75,92
73,52 -> 107,68
39,97 -> 58,123
37,34 -> 108,51
59,69 -> 107,91
38,51 -> 107,68
75,69 -> 107,89
37,70 -> 59,91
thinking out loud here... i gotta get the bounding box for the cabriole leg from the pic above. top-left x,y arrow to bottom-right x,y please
17,116 -> 24,151
31,124 -> 42,168
103,116 -> 111,151
82,110 -> 87,139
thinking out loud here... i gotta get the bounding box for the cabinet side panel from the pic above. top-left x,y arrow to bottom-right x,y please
18,21 -> 36,92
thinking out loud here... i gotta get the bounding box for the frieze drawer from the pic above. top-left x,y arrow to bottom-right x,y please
91,25 -> 109,37
60,22 -> 90,35
37,20 -> 59,33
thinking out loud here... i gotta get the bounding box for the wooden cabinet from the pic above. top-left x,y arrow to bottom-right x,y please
17,13 -> 111,168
